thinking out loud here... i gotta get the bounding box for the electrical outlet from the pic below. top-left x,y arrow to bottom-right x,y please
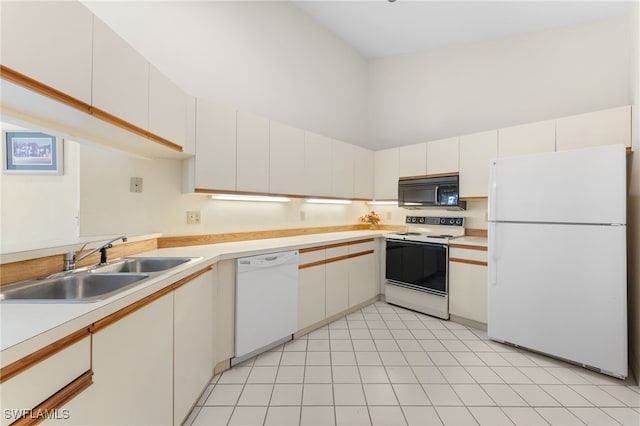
187,211 -> 201,225
130,177 -> 143,193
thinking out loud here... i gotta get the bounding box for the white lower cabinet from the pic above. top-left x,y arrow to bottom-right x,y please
349,252 -> 377,308
325,258 -> 350,318
174,269 -> 215,425
57,294 -> 174,425
299,264 -> 326,330
448,246 -> 488,325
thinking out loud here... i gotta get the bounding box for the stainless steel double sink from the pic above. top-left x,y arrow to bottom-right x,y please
0,257 -> 199,303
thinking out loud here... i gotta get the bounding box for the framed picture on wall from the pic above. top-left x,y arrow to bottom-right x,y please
3,131 -> 63,175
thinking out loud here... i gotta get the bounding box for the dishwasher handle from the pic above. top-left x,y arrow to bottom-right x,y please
237,251 -> 299,269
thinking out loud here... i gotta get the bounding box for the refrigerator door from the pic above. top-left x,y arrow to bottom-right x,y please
488,222 -> 627,378
488,144 -> 626,225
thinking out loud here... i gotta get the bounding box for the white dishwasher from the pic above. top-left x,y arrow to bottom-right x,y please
233,250 -> 298,365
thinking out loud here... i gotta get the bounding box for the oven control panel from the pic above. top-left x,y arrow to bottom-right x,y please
405,216 -> 464,226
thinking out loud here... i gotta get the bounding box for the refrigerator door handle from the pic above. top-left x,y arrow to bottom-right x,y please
489,161 -> 497,221
489,222 -> 498,286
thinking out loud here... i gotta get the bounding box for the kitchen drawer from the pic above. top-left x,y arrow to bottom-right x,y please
449,247 -> 488,263
1,336 -> 91,425
348,240 -> 377,254
300,249 -> 326,265
326,245 -> 349,259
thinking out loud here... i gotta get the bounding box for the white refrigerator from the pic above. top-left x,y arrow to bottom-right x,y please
488,144 -> 627,379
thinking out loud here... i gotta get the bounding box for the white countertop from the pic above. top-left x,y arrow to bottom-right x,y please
0,230 -> 387,366
452,236 -> 488,247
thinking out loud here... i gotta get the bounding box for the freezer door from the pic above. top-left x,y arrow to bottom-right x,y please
488,222 -> 627,378
488,144 -> 626,224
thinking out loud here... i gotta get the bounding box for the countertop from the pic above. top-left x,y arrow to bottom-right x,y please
452,236 -> 488,247
0,230 -> 387,366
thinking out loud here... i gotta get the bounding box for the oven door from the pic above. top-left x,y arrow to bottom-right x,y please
385,239 -> 448,296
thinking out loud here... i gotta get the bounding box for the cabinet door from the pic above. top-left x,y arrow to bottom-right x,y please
556,106 -> 631,150
498,120 -> 555,157
298,265 -> 326,330
325,260 -> 350,318
92,19 -> 149,130
374,148 -> 399,200
0,1 -> 93,104
216,259 -> 235,365
237,111 -> 270,193
427,137 -> 459,174
62,294 -> 174,425
332,140 -> 355,198
354,146 -> 374,199
459,130 -> 498,198
270,121 -> 305,195
195,100 -> 236,191
149,65 -> 189,148
398,143 -> 427,177
449,262 -> 488,324
349,253 -> 378,308
174,270 -> 215,425
304,131 -> 333,197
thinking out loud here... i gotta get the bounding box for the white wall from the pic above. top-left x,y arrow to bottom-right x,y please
0,138 -> 80,253
627,0 -> 640,382
83,0 -> 369,147
368,16 -> 631,150
78,144 -> 372,237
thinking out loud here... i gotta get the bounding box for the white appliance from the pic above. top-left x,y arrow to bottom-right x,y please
233,250 -> 298,365
385,216 -> 465,319
488,144 -> 627,379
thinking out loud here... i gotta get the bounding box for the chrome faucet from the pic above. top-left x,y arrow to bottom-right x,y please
64,235 -> 128,271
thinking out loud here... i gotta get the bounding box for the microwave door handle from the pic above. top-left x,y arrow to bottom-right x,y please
434,185 -> 440,204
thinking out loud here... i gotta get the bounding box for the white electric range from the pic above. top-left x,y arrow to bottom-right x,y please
385,216 -> 465,319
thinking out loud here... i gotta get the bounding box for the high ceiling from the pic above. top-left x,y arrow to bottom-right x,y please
293,0 -> 632,58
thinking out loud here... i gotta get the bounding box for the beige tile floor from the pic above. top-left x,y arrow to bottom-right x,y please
185,301 -> 640,425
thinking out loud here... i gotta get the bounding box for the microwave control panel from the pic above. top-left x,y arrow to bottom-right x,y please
405,216 -> 464,227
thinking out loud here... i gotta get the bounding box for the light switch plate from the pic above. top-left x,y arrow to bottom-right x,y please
130,177 -> 143,193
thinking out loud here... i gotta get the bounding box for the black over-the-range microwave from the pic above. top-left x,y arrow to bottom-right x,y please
397,175 -> 466,210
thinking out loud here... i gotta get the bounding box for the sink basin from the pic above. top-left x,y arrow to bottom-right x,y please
92,257 -> 195,273
0,273 -> 149,303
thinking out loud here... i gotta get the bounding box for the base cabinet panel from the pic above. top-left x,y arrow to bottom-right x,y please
298,265 -> 326,330
449,262 -> 488,325
349,253 -> 378,307
216,259 -> 235,364
51,294 -> 174,425
174,270 -> 215,425
325,260 -> 350,318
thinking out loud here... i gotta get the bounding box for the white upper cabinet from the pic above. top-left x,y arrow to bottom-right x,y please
304,132 -> 333,197
374,148 -> 399,200
270,121 -> 305,195
194,100 -> 237,191
237,111 -> 270,193
332,140 -> 355,198
149,65 -> 189,148
459,130 -> 498,198
427,137 -> 459,175
0,1 -> 93,104
398,143 -> 427,177
498,120 -> 555,158
354,146 -> 374,200
92,19 -> 149,130
556,106 -> 631,151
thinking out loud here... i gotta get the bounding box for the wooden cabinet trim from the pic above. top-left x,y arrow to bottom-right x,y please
398,172 -> 459,181
449,257 -> 488,266
464,229 -> 488,238
11,370 -> 93,426
299,238 -> 375,254
0,328 -> 90,384
449,244 -> 488,251
89,266 -> 212,333
0,65 -> 182,152
459,196 -> 488,201
299,250 -> 374,269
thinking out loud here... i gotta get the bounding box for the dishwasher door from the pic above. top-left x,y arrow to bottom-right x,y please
234,250 -> 299,364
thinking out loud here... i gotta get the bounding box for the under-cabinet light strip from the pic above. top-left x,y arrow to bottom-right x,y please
209,194 -> 291,202
305,198 -> 352,205
367,201 -> 398,206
